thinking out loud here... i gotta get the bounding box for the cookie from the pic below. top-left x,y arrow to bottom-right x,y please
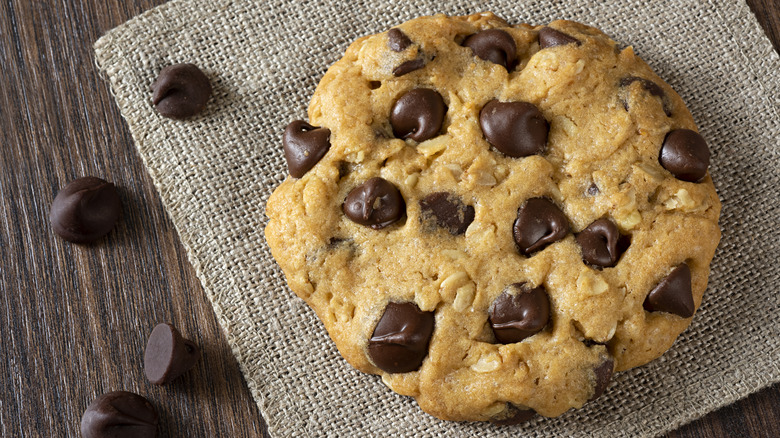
265,12 -> 721,422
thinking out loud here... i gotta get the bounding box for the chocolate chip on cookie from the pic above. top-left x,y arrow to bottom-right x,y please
151,63 -> 211,119
576,218 -> 630,268
390,88 -> 446,142
490,404 -> 537,425
589,356 -> 614,401
388,28 -> 413,52
283,120 -> 331,178
513,198 -> 570,256
419,192 -> 475,235
480,100 -> 548,157
619,76 -> 672,116
463,29 -> 517,71
538,27 -> 581,49
644,263 -> 695,317
393,58 -> 426,77
659,129 -> 710,182
489,283 -> 550,343
343,177 -> 405,229
368,302 -> 434,373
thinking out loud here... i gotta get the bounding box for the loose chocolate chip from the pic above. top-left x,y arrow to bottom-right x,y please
462,29 -> 518,71
659,129 -> 710,182
388,28 -> 412,52
490,404 -> 537,425
643,263 -> 695,317
576,218 -> 630,268
368,302 -> 434,373
144,323 -> 201,385
390,88 -> 446,142
489,283 -> 550,344
80,391 -> 158,438
479,100 -> 548,158
619,76 -> 671,116
538,27 -> 581,49
283,120 -> 331,178
513,198 -> 570,255
151,63 -> 211,119
50,177 -> 121,244
589,356 -> 614,401
343,177 -> 405,229
393,58 -> 426,77
419,192 -> 475,235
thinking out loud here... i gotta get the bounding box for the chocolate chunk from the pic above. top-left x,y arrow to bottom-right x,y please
589,356 -> 614,401
390,88 -> 446,142
343,177 -> 405,229
489,283 -> 550,344
393,58 -> 426,77
479,100 -> 548,157
576,218 -> 630,268
50,177 -> 121,244
538,27 -> 581,49
659,129 -> 710,182
462,29 -> 518,71
80,391 -> 158,438
643,263 -> 695,317
419,192 -> 475,235
368,302 -> 434,373
388,28 -> 412,52
144,323 -> 201,385
490,404 -> 537,425
513,198 -> 570,255
151,63 -> 211,119
619,76 -> 671,116
283,120 -> 331,178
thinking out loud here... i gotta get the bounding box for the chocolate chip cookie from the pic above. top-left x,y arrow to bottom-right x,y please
265,12 -> 721,423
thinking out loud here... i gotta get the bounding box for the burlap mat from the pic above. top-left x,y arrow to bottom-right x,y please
94,0 -> 780,436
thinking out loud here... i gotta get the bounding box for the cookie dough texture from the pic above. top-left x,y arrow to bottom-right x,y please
265,12 -> 721,422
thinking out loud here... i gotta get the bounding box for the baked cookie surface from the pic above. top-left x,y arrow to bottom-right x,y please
265,12 -> 721,422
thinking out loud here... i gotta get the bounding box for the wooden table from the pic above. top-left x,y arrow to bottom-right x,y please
1,1 -> 777,436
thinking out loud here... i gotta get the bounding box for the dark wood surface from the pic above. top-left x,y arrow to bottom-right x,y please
0,1 -> 777,436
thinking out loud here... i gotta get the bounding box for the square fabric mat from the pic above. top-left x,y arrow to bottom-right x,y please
94,0 -> 779,436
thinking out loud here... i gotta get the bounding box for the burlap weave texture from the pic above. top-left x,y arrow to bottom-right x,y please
94,0 -> 780,436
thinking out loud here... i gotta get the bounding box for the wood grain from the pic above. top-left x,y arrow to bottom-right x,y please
0,1 -> 776,437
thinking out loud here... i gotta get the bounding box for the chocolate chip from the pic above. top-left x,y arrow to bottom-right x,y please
538,27 -> 581,49
388,28 -> 412,52
586,183 -> 600,196
151,63 -> 211,119
419,192 -> 475,235
619,76 -> 672,116
576,218 -> 630,268
393,58 -> 426,77
462,29 -> 518,71
390,88 -> 446,142
368,302 -> 434,373
513,198 -> 570,255
490,404 -> 537,425
589,356 -> 614,401
50,177 -> 121,244
659,129 -> 710,182
144,323 -> 201,385
479,100 -> 548,157
343,177 -> 405,229
489,283 -> 550,344
80,391 -> 158,438
283,120 -> 331,178
643,263 -> 695,317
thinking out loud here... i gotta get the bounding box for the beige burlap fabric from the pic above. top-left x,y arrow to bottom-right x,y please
94,0 -> 780,436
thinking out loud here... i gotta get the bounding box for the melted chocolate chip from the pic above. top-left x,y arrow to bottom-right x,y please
151,63 -> 212,119
644,263 -> 695,317
393,58 -> 426,77
390,88 -> 446,142
489,283 -> 550,344
619,76 -> 672,116
388,28 -> 412,52
576,218 -> 630,268
490,404 -> 537,425
283,120 -> 331,178
659,129 -> 710,182
538,27 -> 581,49
50,177 -> 121,244
368,302 -> 434,373
343,177 -> 405,229
80,391 -> 158,438
144,323 -> 201,385
419,192 -> 475,235
462,29 -> 518,71
513,198 -> 570,255
589,356 -> 614,401
479,100 -> 548,157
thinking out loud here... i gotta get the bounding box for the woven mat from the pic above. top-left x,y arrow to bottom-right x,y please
94,0 -> 780,436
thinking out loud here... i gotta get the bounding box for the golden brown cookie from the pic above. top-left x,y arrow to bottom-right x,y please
265,12 -> 721,423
